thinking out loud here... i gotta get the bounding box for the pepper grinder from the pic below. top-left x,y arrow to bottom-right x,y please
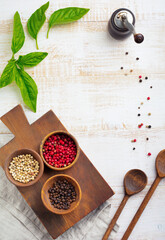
108,8 -> 144,43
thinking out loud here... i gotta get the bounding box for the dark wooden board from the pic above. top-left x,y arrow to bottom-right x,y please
0,105 -> 114,239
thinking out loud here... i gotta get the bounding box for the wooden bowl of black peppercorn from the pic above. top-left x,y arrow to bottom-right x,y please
41,174 -> 82,214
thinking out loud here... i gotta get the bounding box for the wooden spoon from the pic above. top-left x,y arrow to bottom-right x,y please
122,150 -> 165,240
102,169 -> 147,240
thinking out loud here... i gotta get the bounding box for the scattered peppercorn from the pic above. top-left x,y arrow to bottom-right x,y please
124,73 -> 128,76
150,86 -> 153,88
147,97 -> 150,100
138,114 -> 141,116
148,153 -> 151,156
133,147 -> 136,150
139,79 -> 142,83
146,138 -> 149,141
48,179 -> 76,210
141,102 -> 143,105
148,113 -> 151,116
9,154 -> 39,183
43,134 -> 77,168
138,123 -> 143,128
136,57 -> 139,60
130,69 -> 133,73
121,67 -> 123,70
145,77 -> 148,80
148,125 -> 151,128
139,75 -> 142,79
131,139 -> 137,143
125,52 -> 128,55
138,107 -> 140,109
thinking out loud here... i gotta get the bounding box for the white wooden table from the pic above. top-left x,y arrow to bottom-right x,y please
0,0 -> 165,239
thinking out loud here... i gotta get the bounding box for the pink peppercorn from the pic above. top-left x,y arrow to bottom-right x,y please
139,75 -> 142,79
43,134 -> 77,168
147,97 -> 150,100
148,153 -> 151,156
133,139 -> 136,142
138,123 -> 143,128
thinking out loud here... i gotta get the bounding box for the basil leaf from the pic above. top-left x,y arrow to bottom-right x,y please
11,12 -> 25,54
17,52 -> 48,67
27,2 -> 49,49
47,7 -> 90,38
0,60 -> 16,88
15,67 -> 38,112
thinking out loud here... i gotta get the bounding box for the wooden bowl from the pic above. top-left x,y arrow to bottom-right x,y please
40,130 -> 80,171
4,149 -> 44,187
41,174 -> 82,214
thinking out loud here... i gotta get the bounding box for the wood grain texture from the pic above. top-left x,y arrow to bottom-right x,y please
0,105 -> 114,239
0,0 -> 165,239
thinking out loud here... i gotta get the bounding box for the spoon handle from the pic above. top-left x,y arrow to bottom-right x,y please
102,194 -> 129,240
122,176 -> 161,240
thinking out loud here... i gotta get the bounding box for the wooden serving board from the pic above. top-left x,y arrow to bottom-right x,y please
0,105 -> 114,239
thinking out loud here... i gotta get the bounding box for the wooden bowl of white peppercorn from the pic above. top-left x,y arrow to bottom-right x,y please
4,149 -> 44,187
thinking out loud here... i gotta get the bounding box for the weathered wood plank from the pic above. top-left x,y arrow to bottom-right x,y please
0,0 -> 165,239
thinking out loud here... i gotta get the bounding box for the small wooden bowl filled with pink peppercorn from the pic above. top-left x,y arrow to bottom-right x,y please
40,131 -> 80,170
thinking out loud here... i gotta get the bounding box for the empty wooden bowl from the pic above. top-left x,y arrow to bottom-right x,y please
40,130 -> 80,171
41,174 -> 82,214
4,149 -> 44,187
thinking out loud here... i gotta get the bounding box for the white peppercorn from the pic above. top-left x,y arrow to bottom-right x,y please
9,154 -> 39,183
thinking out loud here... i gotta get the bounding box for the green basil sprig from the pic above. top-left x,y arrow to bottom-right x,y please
11,11 -> 25,55
15,68 -> 38,112
47,7 -> 90,38
0,12 -> 48,112
17,52 -> 48,67
0,60 -> 16,88
27,1 -> 49,49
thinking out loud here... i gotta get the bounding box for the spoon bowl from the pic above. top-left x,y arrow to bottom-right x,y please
156,149 -> 165,178
124,169 -> 148,195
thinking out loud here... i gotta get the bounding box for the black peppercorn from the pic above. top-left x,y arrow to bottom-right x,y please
136,57 -> 139,60
138,114 -> 141,116
48,179 -> 77,210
